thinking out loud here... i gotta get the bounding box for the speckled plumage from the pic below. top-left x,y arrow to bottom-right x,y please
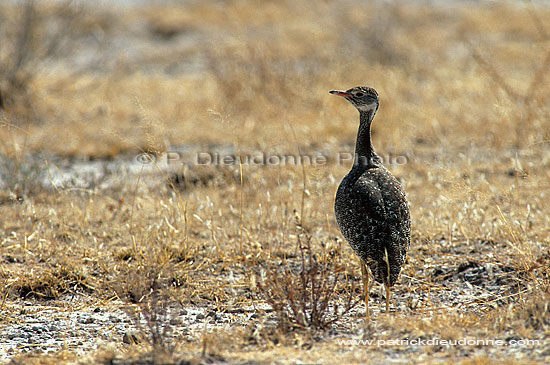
331,86 -> 411,289
335,164 -> 410,286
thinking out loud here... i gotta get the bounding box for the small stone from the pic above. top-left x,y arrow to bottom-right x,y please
122,332 -> 140,344
80,317 -> 94,324
109,315 -> 121,323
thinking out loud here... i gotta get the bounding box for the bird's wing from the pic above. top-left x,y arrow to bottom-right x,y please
354,170 -> 409,226
353,176 -> 387,222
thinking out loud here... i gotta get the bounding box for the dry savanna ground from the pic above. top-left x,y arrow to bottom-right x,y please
1,0 -> 550,363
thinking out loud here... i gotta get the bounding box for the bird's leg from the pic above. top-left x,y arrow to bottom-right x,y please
383,248 -> 391,314
385,284 -> 390,314
360,259 -> 370,319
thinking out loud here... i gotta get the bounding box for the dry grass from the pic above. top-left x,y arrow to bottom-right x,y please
257,224 -> 361,331
1,0 -> 550,363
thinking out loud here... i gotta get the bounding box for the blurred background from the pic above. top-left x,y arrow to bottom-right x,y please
1,1 -> 550,362
1,0 -> 548,159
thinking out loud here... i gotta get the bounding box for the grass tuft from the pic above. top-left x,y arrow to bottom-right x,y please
257,221 -> 360,331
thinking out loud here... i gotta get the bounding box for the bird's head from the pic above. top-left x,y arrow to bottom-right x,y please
330,86 -> 379,116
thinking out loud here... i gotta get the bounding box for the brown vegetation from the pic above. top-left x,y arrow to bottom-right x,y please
0,0 -> 549,363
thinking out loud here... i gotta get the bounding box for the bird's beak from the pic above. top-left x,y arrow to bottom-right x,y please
329,90 -> 350,97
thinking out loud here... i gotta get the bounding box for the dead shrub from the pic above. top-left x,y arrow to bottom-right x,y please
257,223 -> 360,331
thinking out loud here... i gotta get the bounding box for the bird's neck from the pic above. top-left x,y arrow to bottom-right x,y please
354,110 -> 381,168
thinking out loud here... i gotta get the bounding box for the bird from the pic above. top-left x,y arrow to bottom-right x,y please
330,86 -> 410,317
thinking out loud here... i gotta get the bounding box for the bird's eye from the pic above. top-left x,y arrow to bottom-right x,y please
355,92 -> 364,97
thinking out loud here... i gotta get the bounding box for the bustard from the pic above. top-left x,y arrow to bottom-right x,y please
330,86 -> 410,317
